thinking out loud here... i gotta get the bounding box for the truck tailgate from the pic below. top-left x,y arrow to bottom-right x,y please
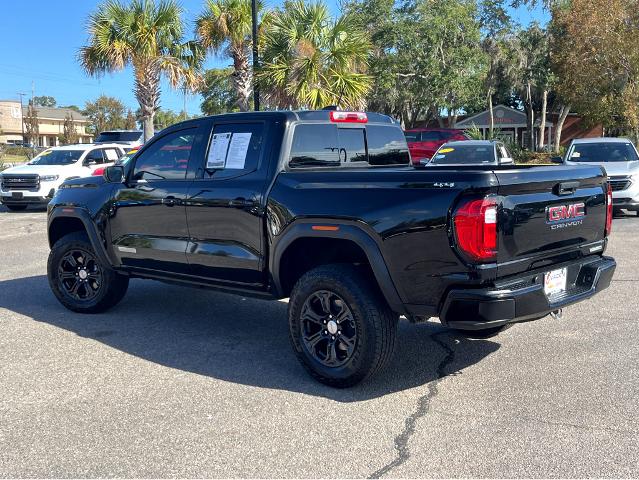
495,165 -> 607,277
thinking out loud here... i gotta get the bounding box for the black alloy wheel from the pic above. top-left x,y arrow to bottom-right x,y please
57,248 -> 103,301
300,290 -> 358,367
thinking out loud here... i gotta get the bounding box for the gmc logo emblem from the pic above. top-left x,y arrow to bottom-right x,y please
547,203 -> 586,224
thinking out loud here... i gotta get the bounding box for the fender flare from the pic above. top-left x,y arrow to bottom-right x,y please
270,220 -> 407,315
48,206 -> 118,269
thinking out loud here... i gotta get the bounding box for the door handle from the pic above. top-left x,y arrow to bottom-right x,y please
162,196 -> 178,207
228,197 -> 253,208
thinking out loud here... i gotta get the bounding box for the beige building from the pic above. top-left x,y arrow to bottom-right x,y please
0,100 -> 93,146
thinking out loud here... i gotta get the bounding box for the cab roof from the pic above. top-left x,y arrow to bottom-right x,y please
571,137 -> 634,144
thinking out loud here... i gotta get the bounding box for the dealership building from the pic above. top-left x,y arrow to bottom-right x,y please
0,100 -> 93,146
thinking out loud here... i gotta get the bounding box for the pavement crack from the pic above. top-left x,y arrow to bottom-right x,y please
368,331 -> 456,479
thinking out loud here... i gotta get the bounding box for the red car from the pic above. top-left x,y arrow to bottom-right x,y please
404,128 -> 469,164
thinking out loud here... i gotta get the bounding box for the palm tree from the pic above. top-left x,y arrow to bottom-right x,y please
196,0 -> 261,112
79,0 -> 203,141
258,0 -> 372,110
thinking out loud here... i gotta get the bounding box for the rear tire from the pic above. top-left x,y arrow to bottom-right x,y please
48,232 -> 129,313
288,264 -> 398,388
5,204 -> 27,211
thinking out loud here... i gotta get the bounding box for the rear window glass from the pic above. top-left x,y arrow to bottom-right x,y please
421,131 -> 442,141
367,125 -> 411,165
404,131 -> 420,142
289,124 -> 409,168
431,144 -> 495,164
96,131 -> 142,142
337,128 -> 367,163
570,143 -> 639,162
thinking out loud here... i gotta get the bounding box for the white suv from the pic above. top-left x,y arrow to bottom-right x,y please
561,138 -> 639,215
0,144 -> 125,211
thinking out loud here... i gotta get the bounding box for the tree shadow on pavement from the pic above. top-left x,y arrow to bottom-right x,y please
0,275 -> 500,402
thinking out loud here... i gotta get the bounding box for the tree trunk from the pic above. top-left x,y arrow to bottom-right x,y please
488,92 -> 494,139
231,46 -> 251,112
553,104 -> 570,153
134,62 -> 161,142
538,89 -> 548,151
525,82 -> 535,150
449,110 -> 458,128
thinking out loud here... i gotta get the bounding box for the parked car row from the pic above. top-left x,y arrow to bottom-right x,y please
403,126 -> 639,214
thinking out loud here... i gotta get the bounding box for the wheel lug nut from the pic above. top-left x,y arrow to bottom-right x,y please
331,335 -> 335,340
323,320 -> 326,324
323,330 -> 327,335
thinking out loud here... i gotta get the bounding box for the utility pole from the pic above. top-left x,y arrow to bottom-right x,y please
17,92 -> 26,143
251,0 -> 260,111
181,84 -> 188,119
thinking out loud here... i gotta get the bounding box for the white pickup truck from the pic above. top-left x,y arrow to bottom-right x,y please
0,143 -> 125,210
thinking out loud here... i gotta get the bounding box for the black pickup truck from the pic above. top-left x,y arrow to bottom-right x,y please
46,110 -> 616,387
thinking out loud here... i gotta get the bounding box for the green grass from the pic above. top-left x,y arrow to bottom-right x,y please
1,154 -> 29,163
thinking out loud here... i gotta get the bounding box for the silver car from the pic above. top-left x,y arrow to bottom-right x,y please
424,140 -> 514,166
559,138 -> 639,214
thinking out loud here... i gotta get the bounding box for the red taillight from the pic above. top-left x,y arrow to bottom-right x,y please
329,111 -> 368,123
454,197 -> 498,262
605,182 -> 613,236
92,167 -> 105,176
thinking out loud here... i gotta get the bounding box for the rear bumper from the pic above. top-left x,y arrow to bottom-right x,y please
440,256 -> 616,330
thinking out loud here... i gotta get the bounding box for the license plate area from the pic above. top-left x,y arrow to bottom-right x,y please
11,192 -> 23,199
544,268 -> 567,297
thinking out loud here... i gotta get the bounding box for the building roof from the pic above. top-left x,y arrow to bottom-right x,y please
457,104 -> 552,128
34,107 -> 89,122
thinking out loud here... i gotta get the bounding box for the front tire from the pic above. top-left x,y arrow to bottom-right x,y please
5,204 -> 28,211
288,264 -> 398,388
48,232 -> 129,313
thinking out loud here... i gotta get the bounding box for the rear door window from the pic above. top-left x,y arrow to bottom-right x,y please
202,123 -> 265,179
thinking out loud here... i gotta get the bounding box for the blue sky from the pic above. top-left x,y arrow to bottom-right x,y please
0,0 -> 548,115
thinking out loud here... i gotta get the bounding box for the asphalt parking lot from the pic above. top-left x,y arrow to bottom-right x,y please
0,205 -> 638,478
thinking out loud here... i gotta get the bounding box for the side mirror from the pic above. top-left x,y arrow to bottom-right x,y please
104,165 -> 125,183
551,156 -> 564,164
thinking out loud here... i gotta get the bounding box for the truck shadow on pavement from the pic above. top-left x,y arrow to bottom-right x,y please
0,275 -> 500,401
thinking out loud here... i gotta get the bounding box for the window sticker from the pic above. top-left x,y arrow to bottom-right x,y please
439,148 -> 454,153
39,150 -> 52,156
104,149 -> 118,161
207,132 -> 232,168
435,154 -> 446,159
225,132 -> 252,169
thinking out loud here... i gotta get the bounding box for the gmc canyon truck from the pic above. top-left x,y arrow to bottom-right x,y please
46,110 -> 616,387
